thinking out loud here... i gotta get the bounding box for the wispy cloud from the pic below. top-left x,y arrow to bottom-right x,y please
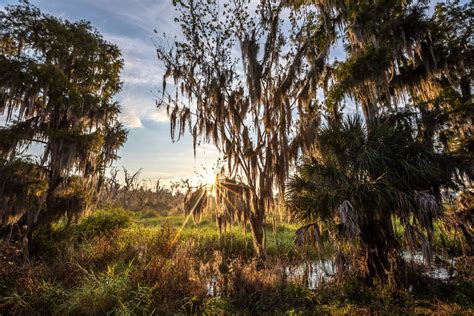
91,2 -> 175,130
119,91 -> 169,129
120,110 -> 143,129
103,32 -> 164,129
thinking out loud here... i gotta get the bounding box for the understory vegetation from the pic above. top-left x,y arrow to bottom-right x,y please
1,207 -> 472,315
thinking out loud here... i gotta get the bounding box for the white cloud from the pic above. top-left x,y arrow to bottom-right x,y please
80,0 -> 178,35
102,33 -> 162,86
148,108 -> 169,123
119,91 -> 170,129
100,28 -> 170,129
120,110 -> 143,129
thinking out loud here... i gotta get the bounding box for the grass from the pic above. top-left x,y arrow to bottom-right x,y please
392,215 -> 466,256
0,207 -> 473,315
139,214 -> 303,258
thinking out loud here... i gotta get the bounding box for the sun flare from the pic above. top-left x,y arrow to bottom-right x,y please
204,172 -> 216,187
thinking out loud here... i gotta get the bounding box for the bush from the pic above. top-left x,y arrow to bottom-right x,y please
130,242 -> 207,313
76,208 -> 132,238
0,281 -> 67,315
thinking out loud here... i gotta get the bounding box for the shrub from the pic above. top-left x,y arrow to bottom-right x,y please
224,258 -> 290,313
130,242 -> 207,313
75,208 -> 132,238
0,281 -> 67,315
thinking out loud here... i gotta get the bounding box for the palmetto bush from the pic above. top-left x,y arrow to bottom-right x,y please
287,113 -> 469,285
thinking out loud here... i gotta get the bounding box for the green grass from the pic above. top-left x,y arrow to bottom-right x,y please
138,213 -> 307,258
1,207 -> 472,315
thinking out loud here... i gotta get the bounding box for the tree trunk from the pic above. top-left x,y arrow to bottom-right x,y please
362,101 -> 378,124
360,211 -> 399,285
249,195 -> 267,260
249,214 -> 266,260
460,75 -> 472,103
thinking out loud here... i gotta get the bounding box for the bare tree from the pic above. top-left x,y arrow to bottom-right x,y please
106,167 -> 121,201
154,178 -> 166,203
100,169 -> 183,211
122,167 -> 142,208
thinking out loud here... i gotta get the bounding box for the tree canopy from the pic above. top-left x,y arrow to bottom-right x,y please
286,0 -> 472,285
157,0 -> 328,258
0,2 -> 127,237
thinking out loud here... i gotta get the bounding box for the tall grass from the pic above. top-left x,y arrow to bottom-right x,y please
1,207 -> 472,315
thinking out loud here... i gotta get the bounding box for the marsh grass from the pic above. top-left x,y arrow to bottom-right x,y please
1,207 -> 472,315
139,214 -> 310,259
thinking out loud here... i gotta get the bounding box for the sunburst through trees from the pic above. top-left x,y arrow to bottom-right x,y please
156,0 -> 330,259
158,0 -> 472,285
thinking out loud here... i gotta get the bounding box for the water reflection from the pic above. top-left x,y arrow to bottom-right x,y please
286,259 -> 336,290
206,251 -> 458,296
401,251 -> 457,281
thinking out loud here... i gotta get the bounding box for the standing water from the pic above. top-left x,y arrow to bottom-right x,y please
206,252 -> 457,296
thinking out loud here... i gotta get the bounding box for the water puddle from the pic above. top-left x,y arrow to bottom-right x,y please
206,274 -> 219,297
401,251 -> 457,281
205,251 -> 458,295
285,259 -> 336,290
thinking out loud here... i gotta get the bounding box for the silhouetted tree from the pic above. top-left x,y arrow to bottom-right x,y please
156,0 -> 328,259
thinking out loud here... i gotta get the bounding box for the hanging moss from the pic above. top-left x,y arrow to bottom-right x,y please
0,160 -> 48,228
0,2 -> 127,237
157,0 -> 332,258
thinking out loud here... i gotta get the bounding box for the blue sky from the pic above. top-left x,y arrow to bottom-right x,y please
0,0 -> 221,185
1,0 -> 462,186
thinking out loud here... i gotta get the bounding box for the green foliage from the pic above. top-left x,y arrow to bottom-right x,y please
76,208 -> 132,238
60,264 -> 133,315
287,113 -> 468,283
29,208 -> 132,255
0,1 -> 127,236
328,46 -> 390,107
1,207 -> 472,314
0,281 -> 67,315
201,297 -> 234,315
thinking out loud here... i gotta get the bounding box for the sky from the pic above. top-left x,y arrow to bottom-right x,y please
0,0 -> 222,186
0,0 -> 461,186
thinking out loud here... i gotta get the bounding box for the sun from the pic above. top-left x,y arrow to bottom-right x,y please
204,172 -> 217,187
